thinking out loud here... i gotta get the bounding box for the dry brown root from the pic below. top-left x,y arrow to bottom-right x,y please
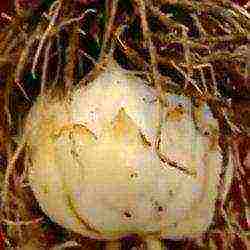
144,236 -> 163,250
105,240 -> 122,250
105,238 -> 163,250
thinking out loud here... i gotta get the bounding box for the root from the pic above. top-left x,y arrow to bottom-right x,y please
41,40 -> 52,95
144,236 -> 163,250
2,139 -> 26,217
105,240 -> 122,250
78,0 -> 119,87
31,1 -> 62,79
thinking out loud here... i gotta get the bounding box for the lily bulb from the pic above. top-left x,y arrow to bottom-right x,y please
25,59 -> 233,249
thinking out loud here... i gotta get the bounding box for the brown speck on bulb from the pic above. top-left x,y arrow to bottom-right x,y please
169,190 -> 174,197
124,211 -> 132,219
158,206 -> 164,212
130,172 -> 139,179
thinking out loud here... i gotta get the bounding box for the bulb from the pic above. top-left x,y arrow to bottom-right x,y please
24,59 -> 233,247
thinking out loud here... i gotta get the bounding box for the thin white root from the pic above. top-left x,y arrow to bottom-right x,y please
31,1 -> 61,78
2,139 -> 26,211
58,9 -> 96,28
105,240 -> 122,250
144,236 -> 163,250
2,217 -> 43,226
51,240 -> 79,250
